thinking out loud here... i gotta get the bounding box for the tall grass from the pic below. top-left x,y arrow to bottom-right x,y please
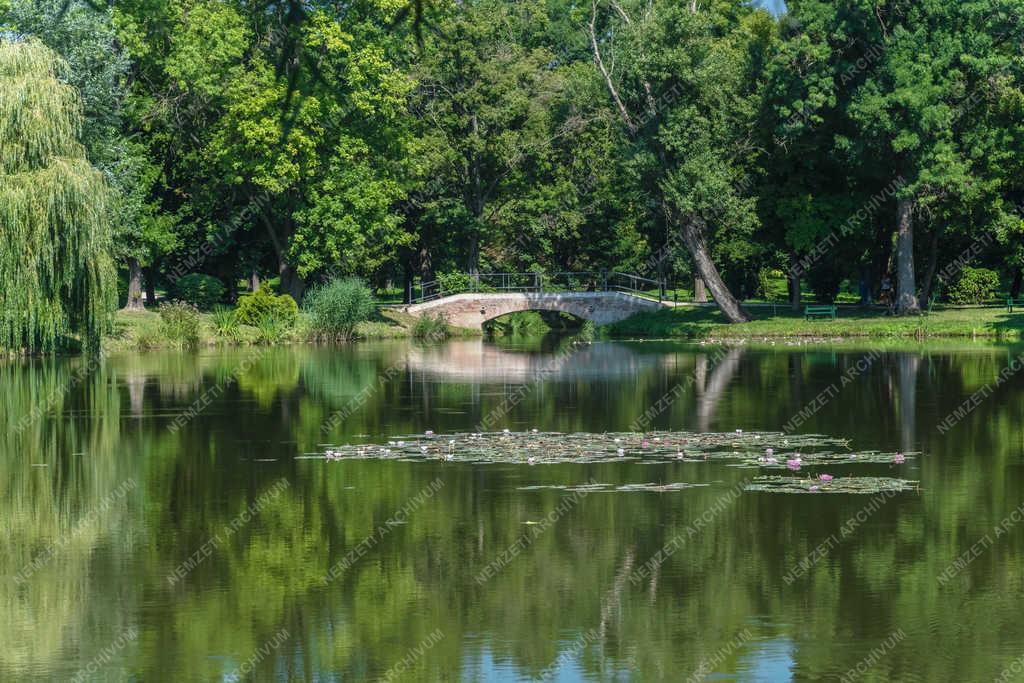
212,305 -> 240,341
411,313 -> 451,341
157,301 -> 200,349
303,277 -> 374,340
255,313 -> 290,344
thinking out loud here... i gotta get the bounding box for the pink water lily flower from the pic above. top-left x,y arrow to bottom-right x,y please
786,458 -> 801,471
893,452 -> 906,464
819,474 -> 834,482
809,485 -> 819,492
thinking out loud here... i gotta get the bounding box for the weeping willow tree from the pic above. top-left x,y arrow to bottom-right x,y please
0,38 -> 116,353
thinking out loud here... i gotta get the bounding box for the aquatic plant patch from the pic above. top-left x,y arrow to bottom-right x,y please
745,475 -> 918,495
517,482 -> 711,493
320,429 -> 863,465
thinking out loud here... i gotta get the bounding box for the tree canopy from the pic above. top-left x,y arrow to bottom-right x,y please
0,38 -> 116,352
1,0 -> 1023,348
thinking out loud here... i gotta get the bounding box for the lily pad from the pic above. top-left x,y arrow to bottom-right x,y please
744,475 -> 918,495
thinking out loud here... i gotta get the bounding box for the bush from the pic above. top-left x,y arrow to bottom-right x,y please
175,273 -> 226,310
236,284 -> 298,327
948,267 -> 1000,305
411,313 -> 451,341
158,301 -> 201,349
303,277 -> 374,340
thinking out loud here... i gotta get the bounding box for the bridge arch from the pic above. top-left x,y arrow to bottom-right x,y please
398,292 -> 664,331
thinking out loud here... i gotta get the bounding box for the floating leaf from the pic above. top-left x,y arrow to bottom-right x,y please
745,475 -> 918,495
320,430 -> 853,465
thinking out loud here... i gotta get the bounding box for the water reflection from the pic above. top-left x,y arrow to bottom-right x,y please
2,341 -> 1024,681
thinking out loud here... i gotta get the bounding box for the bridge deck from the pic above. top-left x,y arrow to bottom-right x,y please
398,290 -> 669,330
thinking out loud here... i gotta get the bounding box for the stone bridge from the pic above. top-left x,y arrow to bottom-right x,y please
396,291 -> 666,331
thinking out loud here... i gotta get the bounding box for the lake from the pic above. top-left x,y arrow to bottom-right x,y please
3,338 -> 1024,681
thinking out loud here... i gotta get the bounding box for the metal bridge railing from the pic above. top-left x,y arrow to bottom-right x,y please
412,271 -> 668,304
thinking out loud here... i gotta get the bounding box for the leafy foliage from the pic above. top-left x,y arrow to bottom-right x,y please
0,39 -> 116,353
157,300 -> 200,349
3,0 -> 1024,351
174,273 -> 226,310
236,284 -> 298,327
947,267 -> 1000,305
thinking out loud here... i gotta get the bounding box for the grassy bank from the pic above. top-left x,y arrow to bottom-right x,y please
605,305 -> 1024,341
103,306 -> 475,353
105,302 -> 1024,353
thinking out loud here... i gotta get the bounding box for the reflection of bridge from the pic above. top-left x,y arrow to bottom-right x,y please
398,272 -> 673,330
402,339 -> 671,382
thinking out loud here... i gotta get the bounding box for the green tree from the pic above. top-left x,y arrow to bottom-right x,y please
409,0 -> 575,276
0,38 -> 116,352
3,0 -> 176,311
784,0 -> 1024,314
586,0 -> 774,322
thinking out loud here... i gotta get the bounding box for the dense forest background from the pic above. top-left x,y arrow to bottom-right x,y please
2,0 -> 1023,329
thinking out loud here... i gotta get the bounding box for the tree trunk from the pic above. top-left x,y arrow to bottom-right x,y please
419,245 -> 434,283
403,262 -> 415,304
680,217 -> 751,322
869,220 -> 893,301
467,113 -> 483,276
467,233 -> 480,276
787,259 -> 801,311
260,213 -> 304,300
693,272 -> 708,303
279,262 -> 305,301
143,265 -> 157,306
1012,267 -> 1023,299
123,258 -> 145,311
918,225 -> 943,308
224,269 -> 238,303
250,271 -> 261,291
895,197 -> 919,314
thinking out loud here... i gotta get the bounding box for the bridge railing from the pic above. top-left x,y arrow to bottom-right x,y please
607,271 -> 666,302
413,271 -> 667,303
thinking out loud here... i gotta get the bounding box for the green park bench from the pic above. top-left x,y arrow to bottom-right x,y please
804,304 -> 837,320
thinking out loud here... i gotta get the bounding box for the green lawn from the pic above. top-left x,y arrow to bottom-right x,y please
606,304 -> 1024,341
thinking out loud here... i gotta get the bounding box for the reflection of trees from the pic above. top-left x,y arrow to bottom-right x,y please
696,347 -> 746,432
9,345 -> 1024,680
897,353 -> 920,450
0,359 -> 139,679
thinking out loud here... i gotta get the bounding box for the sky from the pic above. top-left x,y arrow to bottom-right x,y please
755,0 -> 787,15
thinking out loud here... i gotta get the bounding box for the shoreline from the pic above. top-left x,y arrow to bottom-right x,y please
95,303 -> 1024,354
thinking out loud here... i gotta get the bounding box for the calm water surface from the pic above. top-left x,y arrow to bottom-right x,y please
4,338 -> 1024,681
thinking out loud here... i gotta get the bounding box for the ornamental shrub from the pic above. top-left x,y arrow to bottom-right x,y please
947,267 -> 1000,305
236,284 -> 298,327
